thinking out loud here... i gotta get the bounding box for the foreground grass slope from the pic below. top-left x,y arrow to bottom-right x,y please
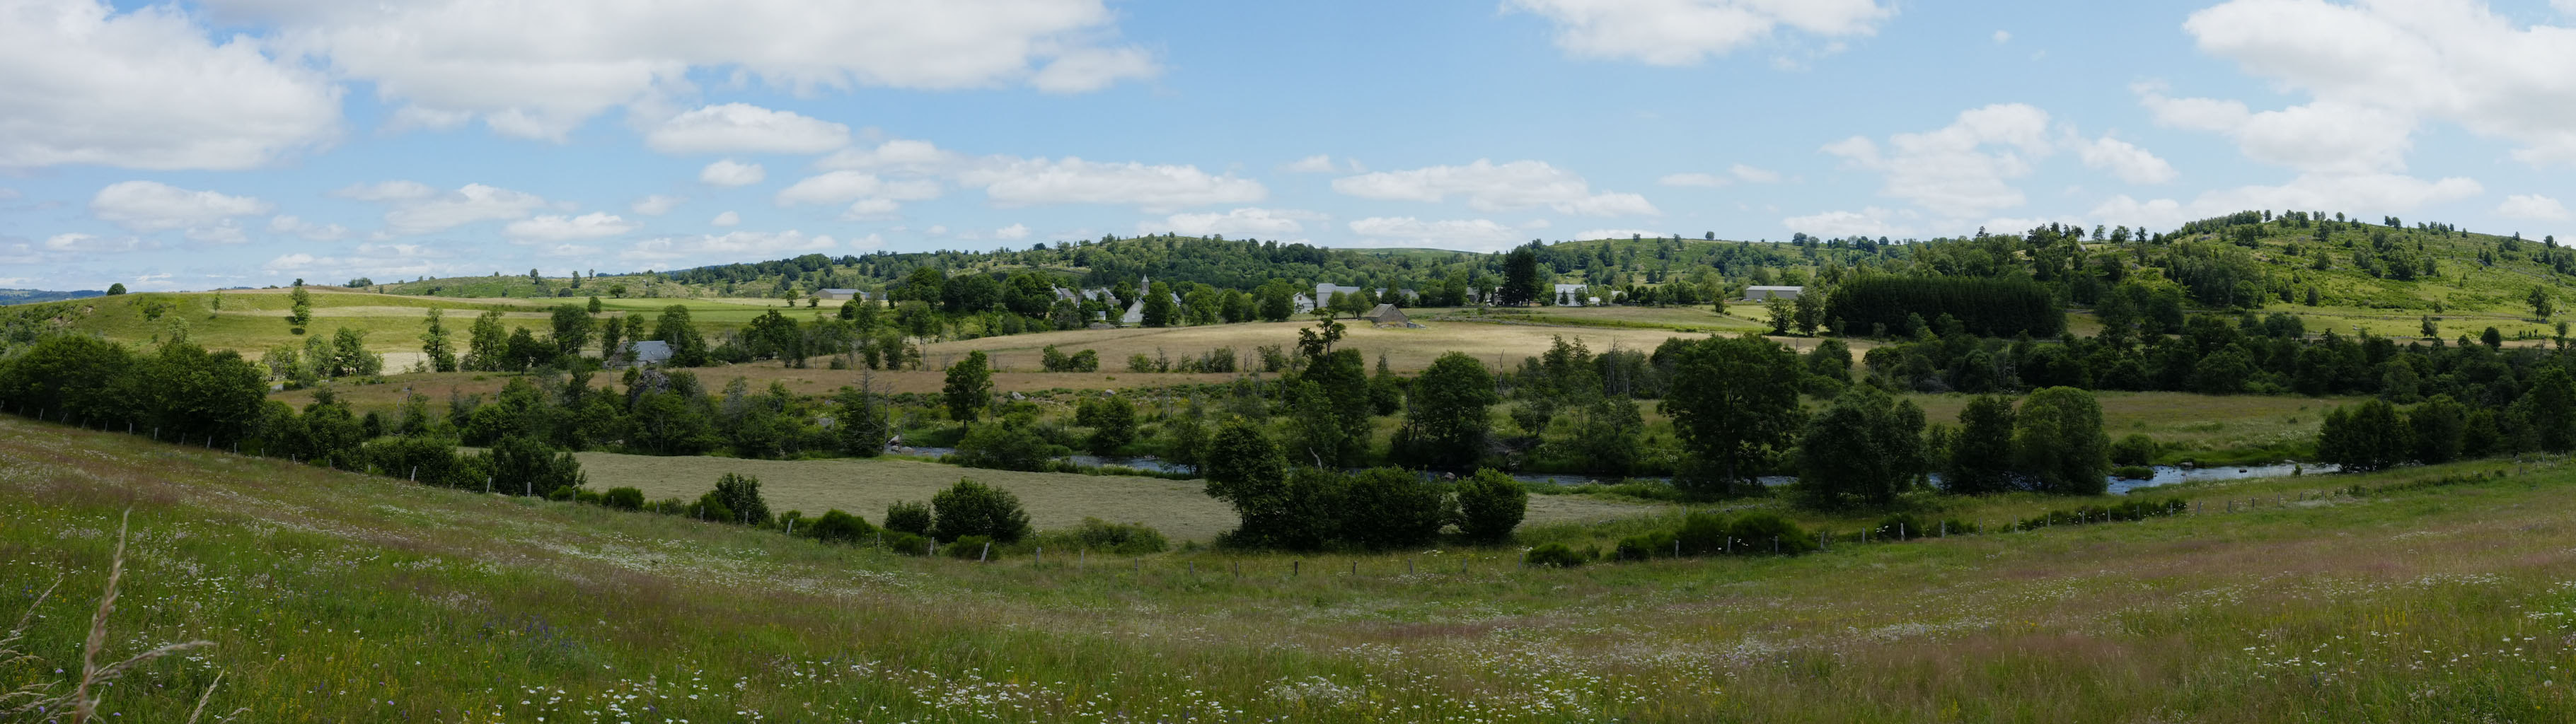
4,416 -> 2572,722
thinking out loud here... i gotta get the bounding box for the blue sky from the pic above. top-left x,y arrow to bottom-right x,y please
3,0 -> 2572,291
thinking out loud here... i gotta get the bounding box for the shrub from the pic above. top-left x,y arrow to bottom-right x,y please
1044,518 -> 1169,555
951,414 -> 1068,472
1870,513 -> 1927,540
882,530 -> 932,556
2110,465 -> 2154,480
805,509 -> 876,544
1524,542 -> 1593,568
1615,531 -> 1677,561
1673,511 -> 1731,555
1452,469 -> 1528,543
883,501 -> 932,536
691,494 -> 734,524
930,479 -> 1032,543
1334,468 -> 1444,549
945,535 -> 998,559
573,488 -> 603,505
709,472 -> 771,525
603,486 -> 645,510
1727,511 -> 1815,555
546,485 -> 578,501
2110,434 -> 2160,467
647,497 -> 686,515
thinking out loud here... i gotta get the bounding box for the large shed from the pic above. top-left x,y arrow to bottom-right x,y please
1744,286 -> 1806,301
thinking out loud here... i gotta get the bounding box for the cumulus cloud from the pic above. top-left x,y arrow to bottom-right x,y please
220,0 -> 1155,141
372,183 -> 551,235
1145,207 -> 1323,237
2499,194 -> 2572,222
962,157 -> 1264,211
773,171 -> 942,209
331,180 -> 435,202
2089,173 -> 2483,229
1657,164 -> 1781,188
994,223 -> 1030,240
630,194 -> 684,216
1574,228 -> 1658,240
1823,103 -> 2055,218
644,103 -> 850,154
1283,155 -> 1361,173
710,211 -> 741,227
1729,163 -> 1783,184
267,215 -> 350,242
1345,216 -> 1541,251
700,159 -> 766,187
2139,85 -> 2411,175
0,0 -> 340,170
504,212 -> 640,242
814,139 -> 966,175
1506,0 -> 1892,65
2178,0 -> 2576,166
1332,160 -> 1657,216
1992,30 -> 2011,44
620,229 -> 838,263
258,243 -> 454,279
90,181 -> 272,232
1781,208 -> 1912,238
44,233 -> 149,254
2077,136 -> 2179,185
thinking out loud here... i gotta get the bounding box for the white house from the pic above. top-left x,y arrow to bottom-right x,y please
817,288 -> 863,301
1552,284 -> 1591,307
1744,286 -> 1806,301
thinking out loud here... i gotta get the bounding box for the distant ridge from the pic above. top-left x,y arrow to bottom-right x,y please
0,288 -> 103,305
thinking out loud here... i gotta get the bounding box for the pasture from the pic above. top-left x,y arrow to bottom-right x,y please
4,415 -> 2572,721
577,450 -> 1658,542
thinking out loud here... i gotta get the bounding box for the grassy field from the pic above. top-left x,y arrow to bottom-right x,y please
13,287 -> 793,358
1910,391 -> 2356,465
577,451 -> 1658,542
7,415 -> 2575,722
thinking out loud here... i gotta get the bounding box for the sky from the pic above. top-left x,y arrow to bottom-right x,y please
2,0 -> 2573,291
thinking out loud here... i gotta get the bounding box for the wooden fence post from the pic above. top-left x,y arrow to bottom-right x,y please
979,542 -> 989,563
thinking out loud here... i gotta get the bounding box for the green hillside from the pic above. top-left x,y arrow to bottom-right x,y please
0,286 -> 788,356
2147,214 -> 2571,341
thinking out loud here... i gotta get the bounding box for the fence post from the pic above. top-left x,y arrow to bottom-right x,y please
1293,559 -> 1299,576
1899,522 -> 1906,541
979,542 -> 989,563
487,477 -> 493,494
1772,536 -> 1779,554
1036,546 -> 1043,566
1820,531 -> 1827,551
410,466 -> 417,483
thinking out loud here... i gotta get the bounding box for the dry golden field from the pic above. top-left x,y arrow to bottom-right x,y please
575,450 -> 1660,541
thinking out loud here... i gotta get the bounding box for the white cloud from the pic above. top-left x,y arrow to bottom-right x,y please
621,230 -> 838,262
710,211 -> 741,227
814,139 -> 966,175
1332,160 -> 1658,216
268,215 -> 349,241
1782,208 -> 1912,238
45,233 -> 147,253
504,212 -> 639,242
225,0 -> 1154,141
1345,216 -> 1538,251
1506,0 -> 1893,65
1284,155 -> 1361,173
2090,173 -> 2484,230
1730,163 -> 1783,184
2499,194 -> 2572,222
331,180 -> 435,202
700,159 -> 766,187
184,222 -> 249,244
0,0 -> 340,170
842,199 -> 901,221
257,243 -> 455,279
2077,136 -> 2178,185
1824,103 -> 2054,218
2179,0 -> 2576,166
1027,47 -> 1160,93
1575,228 -> 1658,240
774,171 -> 942,207
90,181 -> 272,232
1992,29 -> 2011,44
994,223 -> 1030,240
377,183 -> 550,235
1658,173 -> 1727,187
630,194 -> 684,216
963,157 -> 1264,211
644,103 -> 850,154
2139,86 -> 2412,175
1146,207 -> 1323,237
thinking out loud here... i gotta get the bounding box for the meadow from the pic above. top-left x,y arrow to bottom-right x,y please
577,450 -> 1658,542
5,414 -> 2572,722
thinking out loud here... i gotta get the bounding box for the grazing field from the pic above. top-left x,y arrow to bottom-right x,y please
577,450 -> 1659,542
919,316 -> 1726,373
16,287 -> 789,356
1910,391 -> 2357,464
6,416 -> 2575,722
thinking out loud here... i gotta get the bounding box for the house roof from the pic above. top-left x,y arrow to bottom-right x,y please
1746,286 -> 1806,291
819,288 -> 859,294
628,339 -> 673,363
1363,303 -> 1404,320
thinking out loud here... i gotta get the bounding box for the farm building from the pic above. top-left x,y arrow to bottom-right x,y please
1744,286 -> 1805,301
1361,303 -> 1419,327
817,288 -> 862,301
620,340 -> 673,368
1552,284 -> 1593,307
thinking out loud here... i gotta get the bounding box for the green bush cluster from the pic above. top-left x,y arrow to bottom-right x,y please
1036,518 -> 1170,556
1612,510 -> 1818,561
2010,497 -> 2185,531
1523,542 -> 1595,568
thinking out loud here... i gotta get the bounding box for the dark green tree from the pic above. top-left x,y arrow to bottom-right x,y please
2519,368 -> 2576,452
2012,387 -> 2110,495
1075,395 -> 1138,455
943,351 -> 993,424
286,286 -> 314,333
2408,395 -> 2466,465
1452,469 -> 1528,543
1499,246 -> 1542,306
1942,395 -> 2018,494
707,472 -> 770,525
832,380 -> 891,457
2318,399 -> 2412,473
420,308 -> 458,372
930,479 -> 1032,543
1394,352 -> 1497,469
1794,385 -> 1927,509
550,304 -> 594,360
652,305 -> 709,366
1661,334 -> 1805,496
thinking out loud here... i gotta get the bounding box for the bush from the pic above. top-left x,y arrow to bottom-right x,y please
951,415 -> 1068,472
691,493 -> 734,524
883,501 -> 932,536
547,485 -> 578,501
1524,542 -> 1593,568
930,479 -> 1032,543
1870,513 -> 1927,540
1042,518 -> 1169,555
882,530 -> 932,556
1727,512 -> 1815,555
806,509 -> 875,544
604,486 -> 645,510
1334,468 -> 1444,549
709,472 -> 771,525
2110,434 -> 2160,467
1673,511 -> 1731,554
647,497 -> 686,515
2110,465 -> 2154,480
1452,469 -> 1529,543
1615,531 -> 1677,561
573,489 -> 603,505
945,535 -> 998,559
